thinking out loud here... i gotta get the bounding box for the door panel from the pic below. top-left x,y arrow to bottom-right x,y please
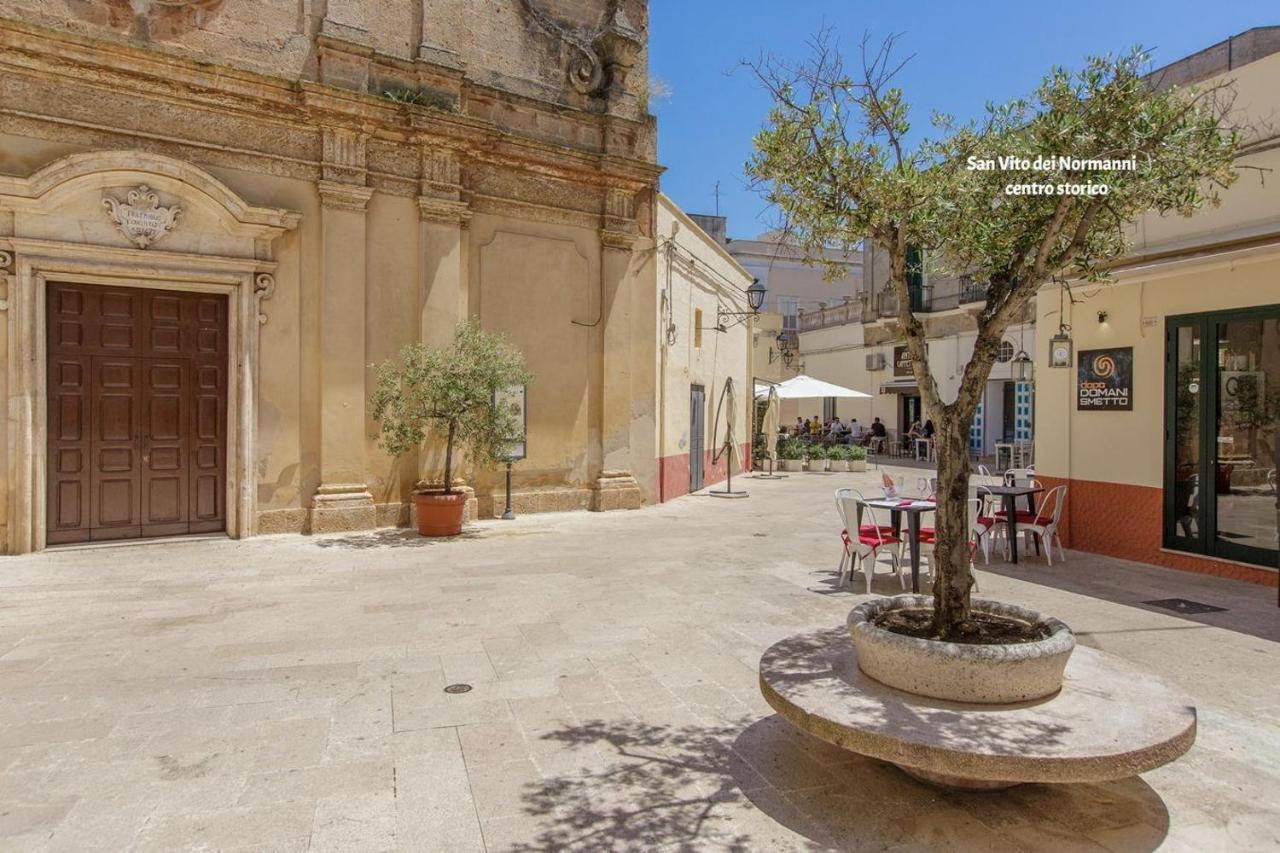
141,358 -> 190,536
46,354 -> 92,544
46,282 -> 228,545
90,356 -> 142,538
690,386 -> 706,492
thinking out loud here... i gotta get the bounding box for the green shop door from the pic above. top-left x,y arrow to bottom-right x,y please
1164,305 -> 1280,569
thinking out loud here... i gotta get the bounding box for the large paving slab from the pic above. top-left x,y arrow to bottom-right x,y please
0,465 -> 1277,851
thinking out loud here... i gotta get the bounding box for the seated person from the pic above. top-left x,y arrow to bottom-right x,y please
906,419 -> 923,440
922,418 -> 935,440
793,417 -> 805,436
849,419 -> 864,440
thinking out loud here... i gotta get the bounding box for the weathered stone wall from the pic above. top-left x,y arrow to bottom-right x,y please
0,0 -> 649,119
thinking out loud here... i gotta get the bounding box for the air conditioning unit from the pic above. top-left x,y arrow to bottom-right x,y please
865,353 -> 886,371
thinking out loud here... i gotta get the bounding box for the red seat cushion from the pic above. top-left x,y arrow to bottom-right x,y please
993,510 -> 1037,522
858,524 -> 897,536
858,533 -> 900,547
975,516 -> 996,528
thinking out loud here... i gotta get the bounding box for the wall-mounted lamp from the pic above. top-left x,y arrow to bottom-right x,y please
1097,310 -> 1109,324
1011,350 -> 1034,382
717,278 -> 767,330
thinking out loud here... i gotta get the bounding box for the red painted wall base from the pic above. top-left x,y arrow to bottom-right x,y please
658,444 -> 751,502
1038,475 -> 1277,587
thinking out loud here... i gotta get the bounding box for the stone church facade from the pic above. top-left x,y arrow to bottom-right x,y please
0,0 -> 663,552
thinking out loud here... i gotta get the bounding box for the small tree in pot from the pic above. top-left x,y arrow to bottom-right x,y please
371,321 -> 532,536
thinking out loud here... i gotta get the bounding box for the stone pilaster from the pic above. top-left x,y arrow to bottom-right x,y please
310,128 -> 377,534
591,186 -> 643,511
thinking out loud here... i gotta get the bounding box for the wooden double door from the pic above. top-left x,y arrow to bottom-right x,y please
46,282 -> 228,544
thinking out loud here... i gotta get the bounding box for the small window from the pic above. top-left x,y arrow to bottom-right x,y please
694,309 -> 703,348
997,340 -> 1015,363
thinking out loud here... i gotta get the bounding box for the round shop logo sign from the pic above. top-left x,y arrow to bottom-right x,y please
1091,354 -> 1116,379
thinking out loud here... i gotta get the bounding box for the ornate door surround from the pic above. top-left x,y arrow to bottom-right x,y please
1,151 -> 300,553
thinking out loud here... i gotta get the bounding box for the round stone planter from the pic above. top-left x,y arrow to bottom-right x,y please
847,595 -> 1075,704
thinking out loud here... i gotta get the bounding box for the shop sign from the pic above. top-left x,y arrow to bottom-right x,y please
1077,347 -> 1133,411
893,345 -> 913,378
494,384 -> 528,460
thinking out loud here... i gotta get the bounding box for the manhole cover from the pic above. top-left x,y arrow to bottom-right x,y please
1142,598 -> 1228,615
443,683 -> 473,694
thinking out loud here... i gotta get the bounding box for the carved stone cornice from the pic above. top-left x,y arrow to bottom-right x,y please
321,126 -> 369,185
417,196 -> 471,226
317,180 -> 374,211
600,228 -> 640,252
420,146 -> 463,200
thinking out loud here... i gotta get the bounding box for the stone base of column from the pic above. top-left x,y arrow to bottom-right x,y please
309,483 -> 377,534
589,471 -> 643,512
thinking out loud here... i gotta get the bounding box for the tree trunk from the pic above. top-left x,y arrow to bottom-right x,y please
443,419 -> 456,495
930,416 -> 974,638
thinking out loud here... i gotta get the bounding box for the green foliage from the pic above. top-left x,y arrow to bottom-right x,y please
848,445 -> 868,461
370,321 -> 532,493
807,444 -> 829,461
381,87 -> 457,112
777,439 -> 805,461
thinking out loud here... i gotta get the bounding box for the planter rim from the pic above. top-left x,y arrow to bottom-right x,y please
847,595 -> 1075,663
414,489 -> 468,501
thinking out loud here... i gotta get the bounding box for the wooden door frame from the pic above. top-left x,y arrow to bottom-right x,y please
5,242 -> 271,553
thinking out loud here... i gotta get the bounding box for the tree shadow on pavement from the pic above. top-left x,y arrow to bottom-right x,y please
506,713 -> 1170,851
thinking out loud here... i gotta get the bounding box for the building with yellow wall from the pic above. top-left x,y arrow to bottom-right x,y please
0,1 -> 675,553
1034,28 -> 1280,586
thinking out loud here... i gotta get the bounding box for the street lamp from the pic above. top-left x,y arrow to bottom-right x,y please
1011,350 -> 1034,382
717,278 -> 767,329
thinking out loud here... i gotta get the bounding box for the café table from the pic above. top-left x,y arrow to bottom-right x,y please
979,484 -> 1044,564
855,497 -> 936,593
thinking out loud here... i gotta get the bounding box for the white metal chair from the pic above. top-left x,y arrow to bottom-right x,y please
969,495 -> 996,565
835,492 -> 903,592
1018,485 -> 1068,565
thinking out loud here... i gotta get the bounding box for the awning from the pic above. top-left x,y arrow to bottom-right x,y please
754,374 -> 872,400
879,379 -> 919,394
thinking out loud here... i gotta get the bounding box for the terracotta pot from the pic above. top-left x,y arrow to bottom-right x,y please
414,490 -> 467,536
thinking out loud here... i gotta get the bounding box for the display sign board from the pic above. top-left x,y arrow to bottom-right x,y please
893,345 -> 913,378
494,384 -> 527,460
1077,347 -> 1133,411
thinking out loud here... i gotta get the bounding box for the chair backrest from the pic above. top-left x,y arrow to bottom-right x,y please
834,487 -> 854,531
1035,485 -> 1066,526
917,477 -> 938,498
1004,467 -> 1030,486
966,497 -> 984,530
977,464 -> 996,486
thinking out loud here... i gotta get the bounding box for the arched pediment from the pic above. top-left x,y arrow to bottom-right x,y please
0,150 -> 300,250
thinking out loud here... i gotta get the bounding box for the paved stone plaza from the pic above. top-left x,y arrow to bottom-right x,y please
1,466 -> 1277,851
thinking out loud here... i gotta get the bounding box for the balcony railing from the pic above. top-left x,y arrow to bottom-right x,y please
960,277 -> 990,304
796,299 -> 864,331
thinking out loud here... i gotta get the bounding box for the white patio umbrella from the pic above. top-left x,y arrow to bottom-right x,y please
754,374 -> 872,400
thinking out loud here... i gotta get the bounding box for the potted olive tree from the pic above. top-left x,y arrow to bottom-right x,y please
370,321 -> 532,537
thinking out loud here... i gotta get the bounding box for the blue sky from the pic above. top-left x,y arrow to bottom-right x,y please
649,0 -> 1277,238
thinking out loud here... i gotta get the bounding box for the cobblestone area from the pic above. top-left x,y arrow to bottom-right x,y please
1,466 -> 1277,851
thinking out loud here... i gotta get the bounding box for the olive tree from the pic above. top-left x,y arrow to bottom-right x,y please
371,320 -> 532,495
748,34 -> 1239,637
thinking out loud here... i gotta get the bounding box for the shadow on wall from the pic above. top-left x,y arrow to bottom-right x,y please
505,713 -> 1170,850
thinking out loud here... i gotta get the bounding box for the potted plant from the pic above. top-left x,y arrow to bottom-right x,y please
777,439 -> 804,472
807,443 -> 829,471
370,321 -> 532,537
848,444 -> 868,473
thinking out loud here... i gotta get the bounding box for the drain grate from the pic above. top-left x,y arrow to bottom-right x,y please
443,683 -> 473,694
1142,598 -> 1228,615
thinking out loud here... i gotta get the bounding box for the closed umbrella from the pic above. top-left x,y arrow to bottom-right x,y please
762,386 -> 780,463
710,377 -> 748,498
